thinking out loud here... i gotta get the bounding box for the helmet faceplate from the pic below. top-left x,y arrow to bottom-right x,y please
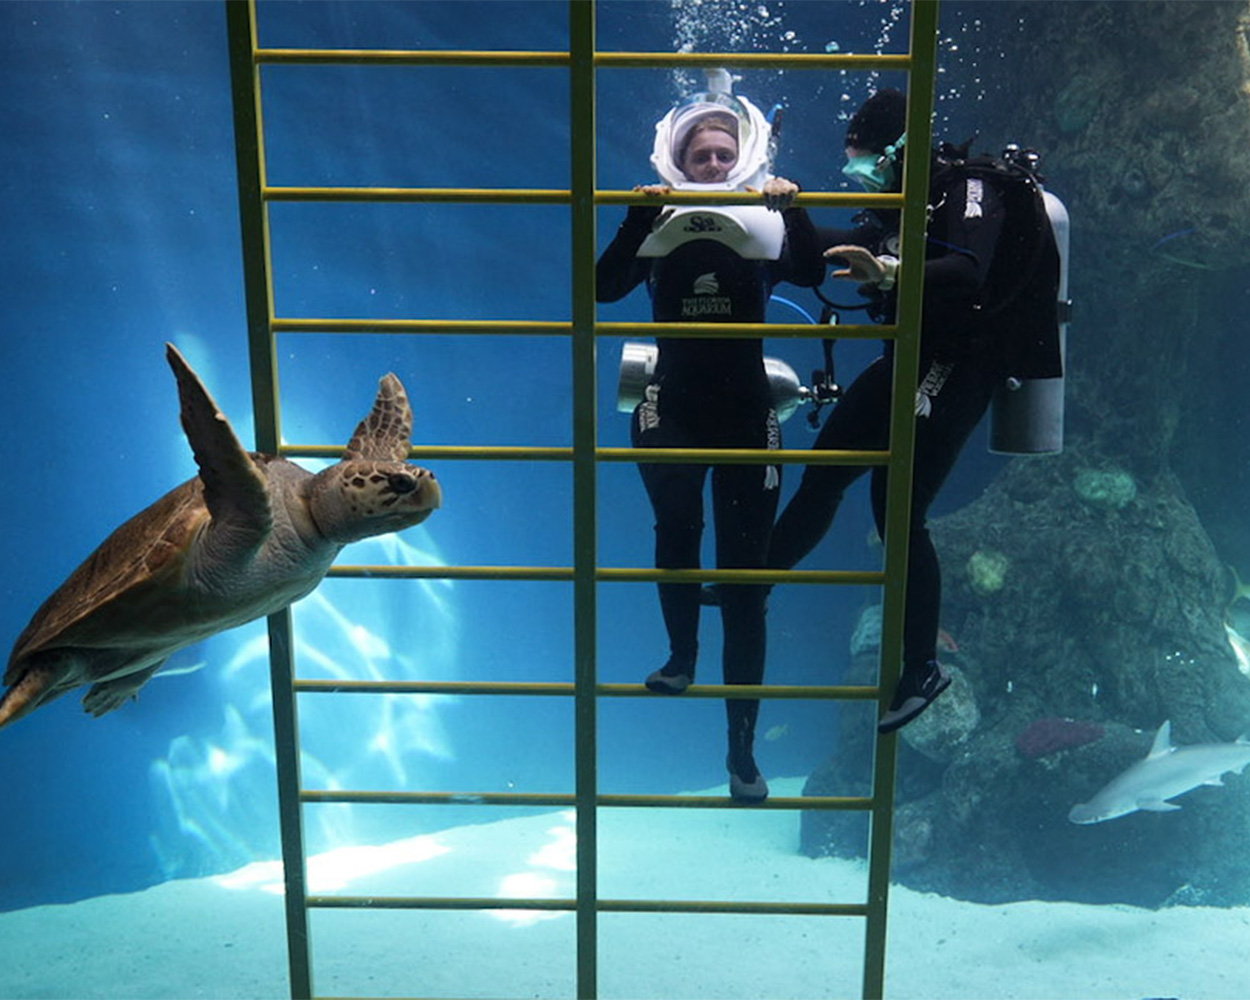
650,92 -> 774,192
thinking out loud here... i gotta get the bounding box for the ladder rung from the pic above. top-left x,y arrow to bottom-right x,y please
596,319 -> 893,339
253,46 -> 911,74
269,316 -> 892,339
306,895 -> 870,917
299,789 -> 876,812
290,445 -> 574,461
320,566 -> 886,586
601,899 -> 870,917
273,317 -> 571,334
265,184 -> 568,203
264,183 -> 899,210
594,447 -> 888,465
291,680 -> 880,701
598,683 -> 880,700
309,894 -> 572,911
596,50 -> 911,72
281,443 -> 891,464
255,47 -> 572,67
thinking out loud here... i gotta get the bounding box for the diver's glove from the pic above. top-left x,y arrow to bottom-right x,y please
626,184 -> 671,228
824,245 -> 899,290
748,176 -> 800,212
874,255 -> 899,290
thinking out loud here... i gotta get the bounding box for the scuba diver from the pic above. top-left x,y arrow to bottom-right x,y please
743,88 -> 1063,733
597,71 -> 824,804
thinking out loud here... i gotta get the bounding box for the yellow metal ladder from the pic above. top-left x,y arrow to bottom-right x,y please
224,1 -> 940,996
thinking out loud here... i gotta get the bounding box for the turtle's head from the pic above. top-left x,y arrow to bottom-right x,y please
309,371 -> 442,544
309,460 -> 442,544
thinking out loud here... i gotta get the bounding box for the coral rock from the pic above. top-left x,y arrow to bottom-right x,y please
966,549 -> 1010,595
1073,467 -> 1138,510
903,665 -> 980,763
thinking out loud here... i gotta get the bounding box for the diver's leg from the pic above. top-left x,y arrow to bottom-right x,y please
634,400 -> 706,692
766,356 -> 892,571
874,361 -> 996,731
711,410 -> 781,803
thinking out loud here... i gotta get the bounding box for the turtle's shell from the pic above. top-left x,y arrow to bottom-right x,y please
5,478 -> 211,681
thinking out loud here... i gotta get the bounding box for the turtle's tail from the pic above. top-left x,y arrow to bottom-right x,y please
0,663 -> 60,731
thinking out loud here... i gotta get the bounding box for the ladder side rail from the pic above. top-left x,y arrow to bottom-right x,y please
862,3 -> 942,998
569,2 -> 600,998
224,2 -> 314,998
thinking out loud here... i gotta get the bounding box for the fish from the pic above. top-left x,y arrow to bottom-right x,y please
1149,228 -> 1215,270
763,723 -> 789,742
937,628 -> 960,654
1225,623 -> 1250,678
1149,227 -> 1194,251
1068,720 -> 1250,824
1229,564 -> 1250,609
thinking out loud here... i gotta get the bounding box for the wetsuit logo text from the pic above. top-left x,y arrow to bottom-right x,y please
682,272 -> 732,318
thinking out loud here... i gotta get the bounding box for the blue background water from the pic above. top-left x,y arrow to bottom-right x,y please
0,0 -> 1005,911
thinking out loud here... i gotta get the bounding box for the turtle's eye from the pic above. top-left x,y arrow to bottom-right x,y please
388,472 -> 417,494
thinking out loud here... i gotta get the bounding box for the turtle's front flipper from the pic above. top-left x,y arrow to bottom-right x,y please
165,343 -> 272,553
0,662 -> 64,730
343,373 -> 413,463
81,659 -> 168,717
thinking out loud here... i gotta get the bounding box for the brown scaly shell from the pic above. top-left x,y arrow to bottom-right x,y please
4,479 -> 209,679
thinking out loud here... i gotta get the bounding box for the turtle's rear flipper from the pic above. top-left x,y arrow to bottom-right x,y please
0,663 -> 62,731
82,660 -> 167,717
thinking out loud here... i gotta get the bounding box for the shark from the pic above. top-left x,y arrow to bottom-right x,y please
1068,720 -> 1250,824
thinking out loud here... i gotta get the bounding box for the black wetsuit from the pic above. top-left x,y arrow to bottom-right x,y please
769,159 -> 1018,671
597,202 -> 823,754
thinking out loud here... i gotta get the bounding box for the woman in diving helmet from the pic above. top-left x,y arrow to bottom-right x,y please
597,77 -> 824,804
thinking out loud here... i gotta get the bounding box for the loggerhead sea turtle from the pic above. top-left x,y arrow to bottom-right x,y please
0,343 -> 442,730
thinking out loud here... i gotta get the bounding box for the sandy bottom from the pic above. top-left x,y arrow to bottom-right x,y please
1,778 -> 1246,999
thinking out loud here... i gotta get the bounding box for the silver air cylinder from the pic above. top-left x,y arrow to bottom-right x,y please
617,341 -> 806,422
989,188 -> 1070,455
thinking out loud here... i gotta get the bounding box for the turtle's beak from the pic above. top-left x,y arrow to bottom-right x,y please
403,468 -> 441,519
417,473 -> 442,511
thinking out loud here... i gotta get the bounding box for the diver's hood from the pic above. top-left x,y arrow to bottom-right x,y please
650,91 -> 774,191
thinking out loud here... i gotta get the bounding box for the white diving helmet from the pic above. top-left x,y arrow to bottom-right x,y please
650,69 -> 774,192
639,68 -> 784,261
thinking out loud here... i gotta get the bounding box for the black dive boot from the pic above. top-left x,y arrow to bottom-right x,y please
878,659 -> 951,733
645,651 -> 696,695
726,716 -> 769,804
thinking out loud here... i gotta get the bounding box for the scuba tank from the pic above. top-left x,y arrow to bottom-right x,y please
617,341 -> 812,423
989,146 -> 1071,455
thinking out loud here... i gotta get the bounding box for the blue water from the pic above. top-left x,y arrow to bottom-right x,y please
0,0 -> 1016,915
